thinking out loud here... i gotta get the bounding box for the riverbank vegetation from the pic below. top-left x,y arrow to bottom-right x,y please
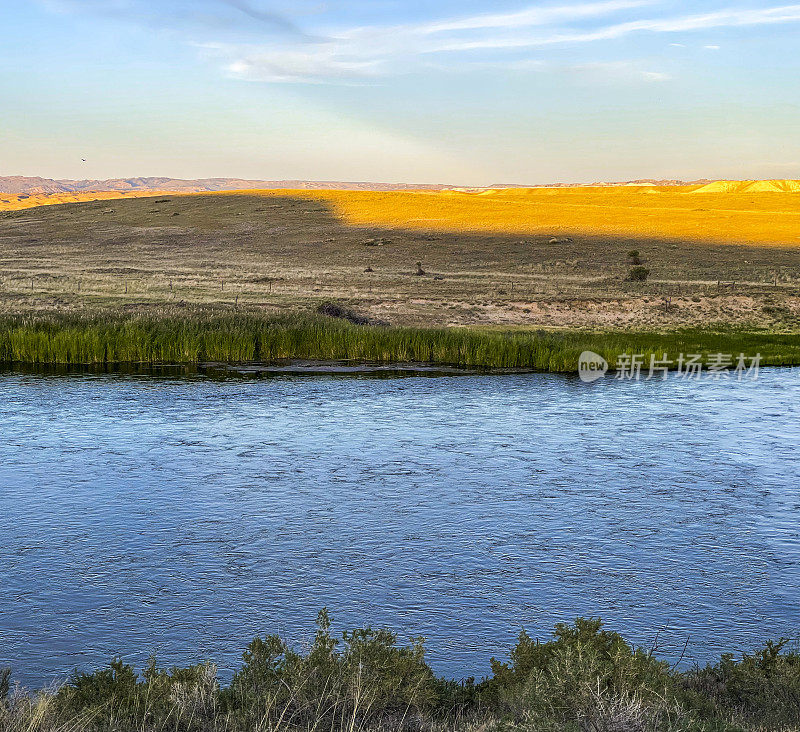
0,310 -> 799,371
2,613 -> 799,731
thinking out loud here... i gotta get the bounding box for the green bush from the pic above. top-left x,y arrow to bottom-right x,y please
223,608 -> 438,730
54,657 -> 218,731
57,659 -> 140,725
627,266 -> 651,282
2,614 -> 800,732
483,618 -> 688,729
0,667 -> 10,707
683,638 -> 800,729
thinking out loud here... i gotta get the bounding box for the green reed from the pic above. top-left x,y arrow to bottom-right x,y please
0,311 -> 798,371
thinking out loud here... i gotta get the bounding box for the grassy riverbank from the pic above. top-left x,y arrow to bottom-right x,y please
2,614 -> 799,732
0,310 -> 799,372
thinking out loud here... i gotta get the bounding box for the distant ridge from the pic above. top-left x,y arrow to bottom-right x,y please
4,176 -> 799,197
0,176 -> 453,195
487,179 -> 713,188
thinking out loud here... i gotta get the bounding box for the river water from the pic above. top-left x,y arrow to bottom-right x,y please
1,366 -> 798,687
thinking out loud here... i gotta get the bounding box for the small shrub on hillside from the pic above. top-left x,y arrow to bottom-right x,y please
762,304 -> 791,318
627,266 -> 650,282
316,302 -> 388,327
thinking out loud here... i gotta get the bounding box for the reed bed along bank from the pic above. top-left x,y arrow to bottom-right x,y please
2,614 -> 800,732
0,311 -> 799,371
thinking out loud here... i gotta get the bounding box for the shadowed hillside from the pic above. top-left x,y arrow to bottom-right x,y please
1,190 -> 799,330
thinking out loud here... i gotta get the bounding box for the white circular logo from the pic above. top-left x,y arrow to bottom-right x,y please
578,351 -> 609,383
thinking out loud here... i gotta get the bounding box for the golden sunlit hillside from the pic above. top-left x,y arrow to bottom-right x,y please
1,187 -> 799,331
277,185 -> 800,248
690,179 -> 800,194
5,183 -> 800,248
0,190 -> 180,211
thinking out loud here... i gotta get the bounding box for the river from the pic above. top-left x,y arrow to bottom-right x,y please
1,365 -> 798,686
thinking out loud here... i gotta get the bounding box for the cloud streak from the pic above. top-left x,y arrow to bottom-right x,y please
222,2 -> 800,82
401,0 -> 655,35
222,0 -> 653,82
434,4 -> 800,51
37,1 -> 800,83
39,0 -> 308,38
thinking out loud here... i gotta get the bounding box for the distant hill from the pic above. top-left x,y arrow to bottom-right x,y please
690,179 -> 800,194
0,176 -> 454,195
5,175 -> 798,197
487,179 -> 714,189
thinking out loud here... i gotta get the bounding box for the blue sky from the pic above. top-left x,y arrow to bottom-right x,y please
2,0 -> 799,184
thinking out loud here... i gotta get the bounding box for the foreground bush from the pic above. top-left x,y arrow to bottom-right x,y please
1,614 -> 798,731
483,618 -> 686,730
221,609 -> 438,730
684,638 -> 800,730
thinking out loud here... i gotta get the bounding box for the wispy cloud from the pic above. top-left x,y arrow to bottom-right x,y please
222,2 -> 800,83
569,60 -> 671,82
413,56 -> 668,83
220,0 -> 655,82
431,5 -> 800,51
37,1 -> 800,83
38,0 -> 308,38
410,0 -> 655,34
217,47 -> 383,83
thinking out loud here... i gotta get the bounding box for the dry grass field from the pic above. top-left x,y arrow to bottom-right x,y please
1,185 -> 799,331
